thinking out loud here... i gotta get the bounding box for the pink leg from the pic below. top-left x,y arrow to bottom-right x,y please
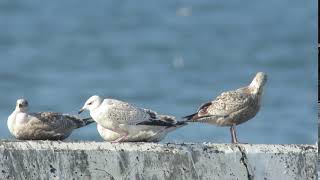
111,131 -> 129,143
230,124 -> 239,144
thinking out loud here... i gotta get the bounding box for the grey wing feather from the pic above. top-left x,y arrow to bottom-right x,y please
158,115 -> 187,126
107,99 -> 152,125
106,99 -> 181,126
137,114 -> 178,127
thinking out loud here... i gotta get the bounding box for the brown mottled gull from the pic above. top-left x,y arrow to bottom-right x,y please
79,96 -> 187,142
183,72 -> 267,143
8,99 -> 94,140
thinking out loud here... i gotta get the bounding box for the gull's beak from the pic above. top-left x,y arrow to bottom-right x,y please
78,108 -> 85,114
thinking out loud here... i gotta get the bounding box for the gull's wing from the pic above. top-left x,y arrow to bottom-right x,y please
105,99 -> 182,126
137,113 -> 187,127
28,112 -> 93,132
9,111 -> 93,140
105,99 -> 154,125
207,87 -> 253,116
184,87 -> 254,121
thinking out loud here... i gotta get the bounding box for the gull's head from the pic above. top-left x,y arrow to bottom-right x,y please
79,95 -> 103,114
249,72 -> 267,92
15,98 -> 29,112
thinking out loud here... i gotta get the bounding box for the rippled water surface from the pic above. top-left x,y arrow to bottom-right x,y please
0,1 -> 317,144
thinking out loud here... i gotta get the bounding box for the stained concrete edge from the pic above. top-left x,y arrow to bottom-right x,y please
0,141 -> 317,180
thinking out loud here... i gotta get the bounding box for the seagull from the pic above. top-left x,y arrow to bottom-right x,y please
183,72 -> 267,143
8,99 -> 94,140
79,96 -> 187,142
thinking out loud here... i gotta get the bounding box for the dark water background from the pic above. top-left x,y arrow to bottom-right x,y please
0,1 -> 317,144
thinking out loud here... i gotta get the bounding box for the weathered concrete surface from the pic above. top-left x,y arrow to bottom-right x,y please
0,141 -> 317,180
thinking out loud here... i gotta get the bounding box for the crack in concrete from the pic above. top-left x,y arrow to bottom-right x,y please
236,145 -> 254,180
185,146 -> 200,180
94,168 -> 115,180
188,151 -> 200,180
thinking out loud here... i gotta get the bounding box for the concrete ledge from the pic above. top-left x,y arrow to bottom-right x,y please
0,141 -> 317,180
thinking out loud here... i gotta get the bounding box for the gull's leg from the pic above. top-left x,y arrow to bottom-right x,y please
112,135 -> 127,143
230,124 -> 238,144
111,129 -> 129,143
111,132 -> 128,143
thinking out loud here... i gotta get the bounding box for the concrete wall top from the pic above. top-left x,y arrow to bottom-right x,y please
0,140 -> 317,180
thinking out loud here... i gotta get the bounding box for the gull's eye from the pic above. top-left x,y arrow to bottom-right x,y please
88,102 -> 93,105
18,104 -> 23,108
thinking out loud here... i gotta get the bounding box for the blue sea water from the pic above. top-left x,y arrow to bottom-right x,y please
0,0 -> 317,144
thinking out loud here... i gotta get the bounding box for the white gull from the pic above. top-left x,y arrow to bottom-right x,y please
79,96 -> 186,142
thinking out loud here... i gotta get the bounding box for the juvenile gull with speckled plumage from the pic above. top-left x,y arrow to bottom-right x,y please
79,96 -> 186,142
183,72 -> 267,143
8,99 -> 94,140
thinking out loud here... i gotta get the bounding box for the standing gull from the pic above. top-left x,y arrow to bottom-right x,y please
183,72 -> 267,143
8,99 -> 94,140
79,96 -> 187,142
